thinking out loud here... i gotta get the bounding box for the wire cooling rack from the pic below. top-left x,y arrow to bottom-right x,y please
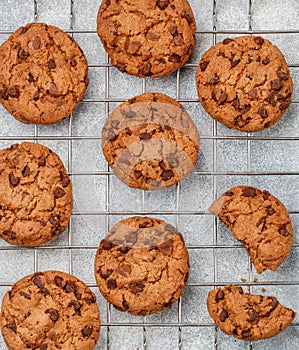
0,0 -> 298,349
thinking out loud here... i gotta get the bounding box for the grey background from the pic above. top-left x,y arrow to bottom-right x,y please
0,0 -> 298,349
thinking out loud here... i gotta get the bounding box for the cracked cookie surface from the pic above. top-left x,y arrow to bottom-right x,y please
102,92 -> 200,190
209,186 -> 293,274
207,285 -> 296,340
97,0 -> 196,78
196,36 -> 293,132
1,270 -> 100,349
0,142 -> 73,246
94,216 -> 189,316
0,23 -> 88,124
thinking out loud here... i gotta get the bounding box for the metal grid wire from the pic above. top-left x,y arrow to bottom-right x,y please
0,0 -> 298,349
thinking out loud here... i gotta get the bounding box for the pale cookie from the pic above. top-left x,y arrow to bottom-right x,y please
94,216 -> 189,316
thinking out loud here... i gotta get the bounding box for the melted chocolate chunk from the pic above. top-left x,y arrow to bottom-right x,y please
219,309 -> 229,322
54,188 -> 66,199
242,187 -> 256,197
130,282 -> 145,294
45,309 -> 59,322
107,279 -> 117,290
200,60 -> 209,72
215,289 -> 224,302
82,326 -> 93,337
54,275 -> 64,287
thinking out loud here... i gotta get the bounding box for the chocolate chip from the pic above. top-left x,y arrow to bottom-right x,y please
6,324 -> 16,333
49,214 -> 59,226
156,0 -> 169,10
18,48 -> 28,59
126,232 -> 138,244
147,32 -> 159,41
48,59 -> 56,69
279,227 -> 290,237
258,107 -> 268,119
215,289 -> 224,302
100,268 -> 113,280
22,165 -> 31,177
111,120 -> 120,129
174,35 -> 184,46
161,169 -> 174,181
262,57 -> 270,65
219,310 -> 228,322
28,72 -> 34,82
82,326 -> 93,337
115,62 -> 126,73
238,287 -> 244,294
40,287 -> 50,297
249,89 -> 257,99
61,173 -> 70,187
54,187 -> 66,199
256,55 -> 261,62
277,94 -> 285,101
277,70 -> 289,80
48,83 -> 59,97
218,92 -> 227,105
232,97 -> 240,109
140,62 -> 152,76
224,191 -> 234,197
266,207 -> 275,215
130,282 -> 145,294
248,309 -> 259,322
101,239 -> 113,250
242,330 -> 252,338
262,190 -> 270,200
270,297 -> 279,310
70,57 -> 77,67
75,291 -> 82,300
271,80 -> 282,91
118,246 -> 131,255
231,59 -> 240,68
20,27 -> 28,34
2,230 -> 17,240
33,36 -> 41,50
223,38 -> 233,45
8,87 -> 20,99
106,0 -> 111,5
200,60 -> 209,71
254,36 -> 264,45
158,239 -> 173,255
139,221 -> 150,228
169,53 -> 181,63
9,173 -> 20,187
125,110 -> 136,118
181,10 -> 193,24
20,291 -> 31,299
33,91 -> 40,101
266,92 -> 276,106
242,187 -> 256,197
139,132 -> 151,140
279,99 -> 291,111
209,75 -> 220,84
68,300 -> 82,314
107,279 -> 117,290
54,275 -> 64,287
256,217 -> 266,230
117,264 -> 132,276
40,344 -> 48,350
0,88 -> 8,100
122,300 -> 129,310
107,129 -> 117,141
32,275 -> 44,288
65,281 -> 78,293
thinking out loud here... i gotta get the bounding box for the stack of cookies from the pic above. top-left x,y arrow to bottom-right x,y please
0,0 -> 296,349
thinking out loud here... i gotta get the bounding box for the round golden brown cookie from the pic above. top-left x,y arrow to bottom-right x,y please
196,36 -> 293,132
0,271 -> 100,349
94,217 -> 189,316
207,284 -> 296,341
0,23 -> 88,124
97,0 -> 196,78
0,142 -> 73,246
102,92 -> 200,190
209,186 -> 293,274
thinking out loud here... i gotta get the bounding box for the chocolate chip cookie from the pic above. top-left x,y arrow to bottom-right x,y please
0,142 -> 73,246
0,23 -> 88,124
209,186 -> 293,274
1,271 -> 100,349
196,36 -> 293,132
94,217 -> 189,316
102,92 -> 200,190
207,284 -> 296,340
97,0 -> 196,78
